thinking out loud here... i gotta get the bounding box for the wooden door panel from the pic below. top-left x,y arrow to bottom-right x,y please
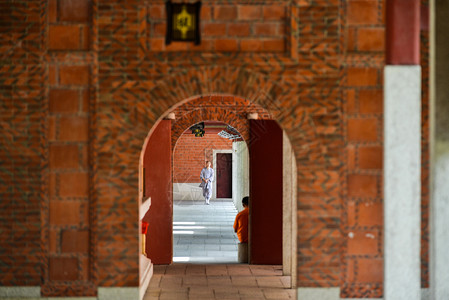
142,120 -> 172,264
249,120 -> 283,264
217,153 -> 232,198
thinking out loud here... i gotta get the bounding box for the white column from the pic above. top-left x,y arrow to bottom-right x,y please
384,66 -> 421,300
430,1 -> 449,298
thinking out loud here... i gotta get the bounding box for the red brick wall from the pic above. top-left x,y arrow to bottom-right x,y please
0,0 -> 432,298
174,133 -> 233,183
170,95 -> 271,149
148,2 -> 287,52
0,0 -> 44,287
342,0 -> 385,297
45,0 -> 95,296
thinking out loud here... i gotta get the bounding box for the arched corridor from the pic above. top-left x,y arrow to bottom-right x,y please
140,95 -> 298,288
4,1 -> 447,299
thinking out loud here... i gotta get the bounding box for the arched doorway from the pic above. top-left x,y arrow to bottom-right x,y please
138,94 -> 297,289
172,121 -> 246,264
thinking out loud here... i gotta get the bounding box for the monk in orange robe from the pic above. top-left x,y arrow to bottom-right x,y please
233,196 -> 249,243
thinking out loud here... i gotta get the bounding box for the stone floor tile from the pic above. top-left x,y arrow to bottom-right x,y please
183,275 -> 208,286
285,289 -> 296,298
227,265 -> 252,276
208,276 -> 233,286
262,288 -> 293,299
205,244 -> 220,250
256,276 -> 284,288
206,264 -> 229,276
250,265 -> 282,276
146,201 -> 296,300
173,200 -> 238,263
143,289 -> 160,300
153,265 -> 167,274
280,276 -> 292,288
159,276 -> 183,288
216,295 -> 241,300
188,287 -> 215,296
213,287 -> 240,294
164,264 -> 186,275
159,291 -> 188,300
148,275 -> 162,288
186,265 -> 206,275
188,294 -> 218,299
231,276 -> 258,287
237,287 -> 265,297
213,289 -> 241,300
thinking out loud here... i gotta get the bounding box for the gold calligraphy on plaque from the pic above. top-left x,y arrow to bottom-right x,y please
166,1 -> 201,45
174,5 -> 195,40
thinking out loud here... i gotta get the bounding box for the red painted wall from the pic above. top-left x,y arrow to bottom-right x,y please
173,133 -> 233,183
386,0 -> 420,64
249,120 -> 283,264
143,120 -> 173,264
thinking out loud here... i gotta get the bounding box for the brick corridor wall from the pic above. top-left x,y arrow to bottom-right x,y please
0,0 -> 44,286
44,0 -> 95,296
342,0 -> 385,297
0,0 -> 431,297
148,2 -> 287,52
173,133 -> 233,183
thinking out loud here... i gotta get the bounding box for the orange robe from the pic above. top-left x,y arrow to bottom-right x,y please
233,207 -> 249,243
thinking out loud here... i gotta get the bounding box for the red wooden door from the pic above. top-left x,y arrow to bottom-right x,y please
249,120 -> 283,264
142,120 -> 172,264
216,153 -> 232,198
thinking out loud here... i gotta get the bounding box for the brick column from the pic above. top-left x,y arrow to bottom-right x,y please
44,0 -> 94,296
431,1 -> 449,299
384,1 -> 421,299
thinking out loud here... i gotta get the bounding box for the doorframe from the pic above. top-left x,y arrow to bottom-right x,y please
212,149 -> 233,200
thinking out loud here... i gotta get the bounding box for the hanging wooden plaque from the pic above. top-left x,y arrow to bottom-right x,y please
166,1 -> 201,45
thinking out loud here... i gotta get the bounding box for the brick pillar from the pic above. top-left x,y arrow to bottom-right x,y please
384,1 -> 421,299
44,0 -> 94,296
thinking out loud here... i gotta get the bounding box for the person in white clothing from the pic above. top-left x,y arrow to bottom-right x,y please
199,161 -> 214,205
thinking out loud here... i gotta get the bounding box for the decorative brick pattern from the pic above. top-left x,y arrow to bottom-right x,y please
170,95 -> 271,149
0,0 -> 431,298
0,0 -> 44,287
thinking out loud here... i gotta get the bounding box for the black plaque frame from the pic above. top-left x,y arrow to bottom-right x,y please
165,1 -> 201,45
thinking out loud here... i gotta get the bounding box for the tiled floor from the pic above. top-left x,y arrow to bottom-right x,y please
143,199 -> 296,300
173,199 -> 239,263
144,264 -> 296,300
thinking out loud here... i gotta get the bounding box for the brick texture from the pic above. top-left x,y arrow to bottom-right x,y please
174,133 -> 233,183
0,0 -> 431,298
148,2 -> 287,52
43,0 -> 93,295
342,0 -> 386,297
0,0 -> 44,287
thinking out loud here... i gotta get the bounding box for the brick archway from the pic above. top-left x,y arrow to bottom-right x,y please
95,65 -> 333,288
170,97 -> 265,148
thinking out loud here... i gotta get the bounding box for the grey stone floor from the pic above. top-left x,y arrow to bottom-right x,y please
173,199 -> 239,264
144,199 -> 295,300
